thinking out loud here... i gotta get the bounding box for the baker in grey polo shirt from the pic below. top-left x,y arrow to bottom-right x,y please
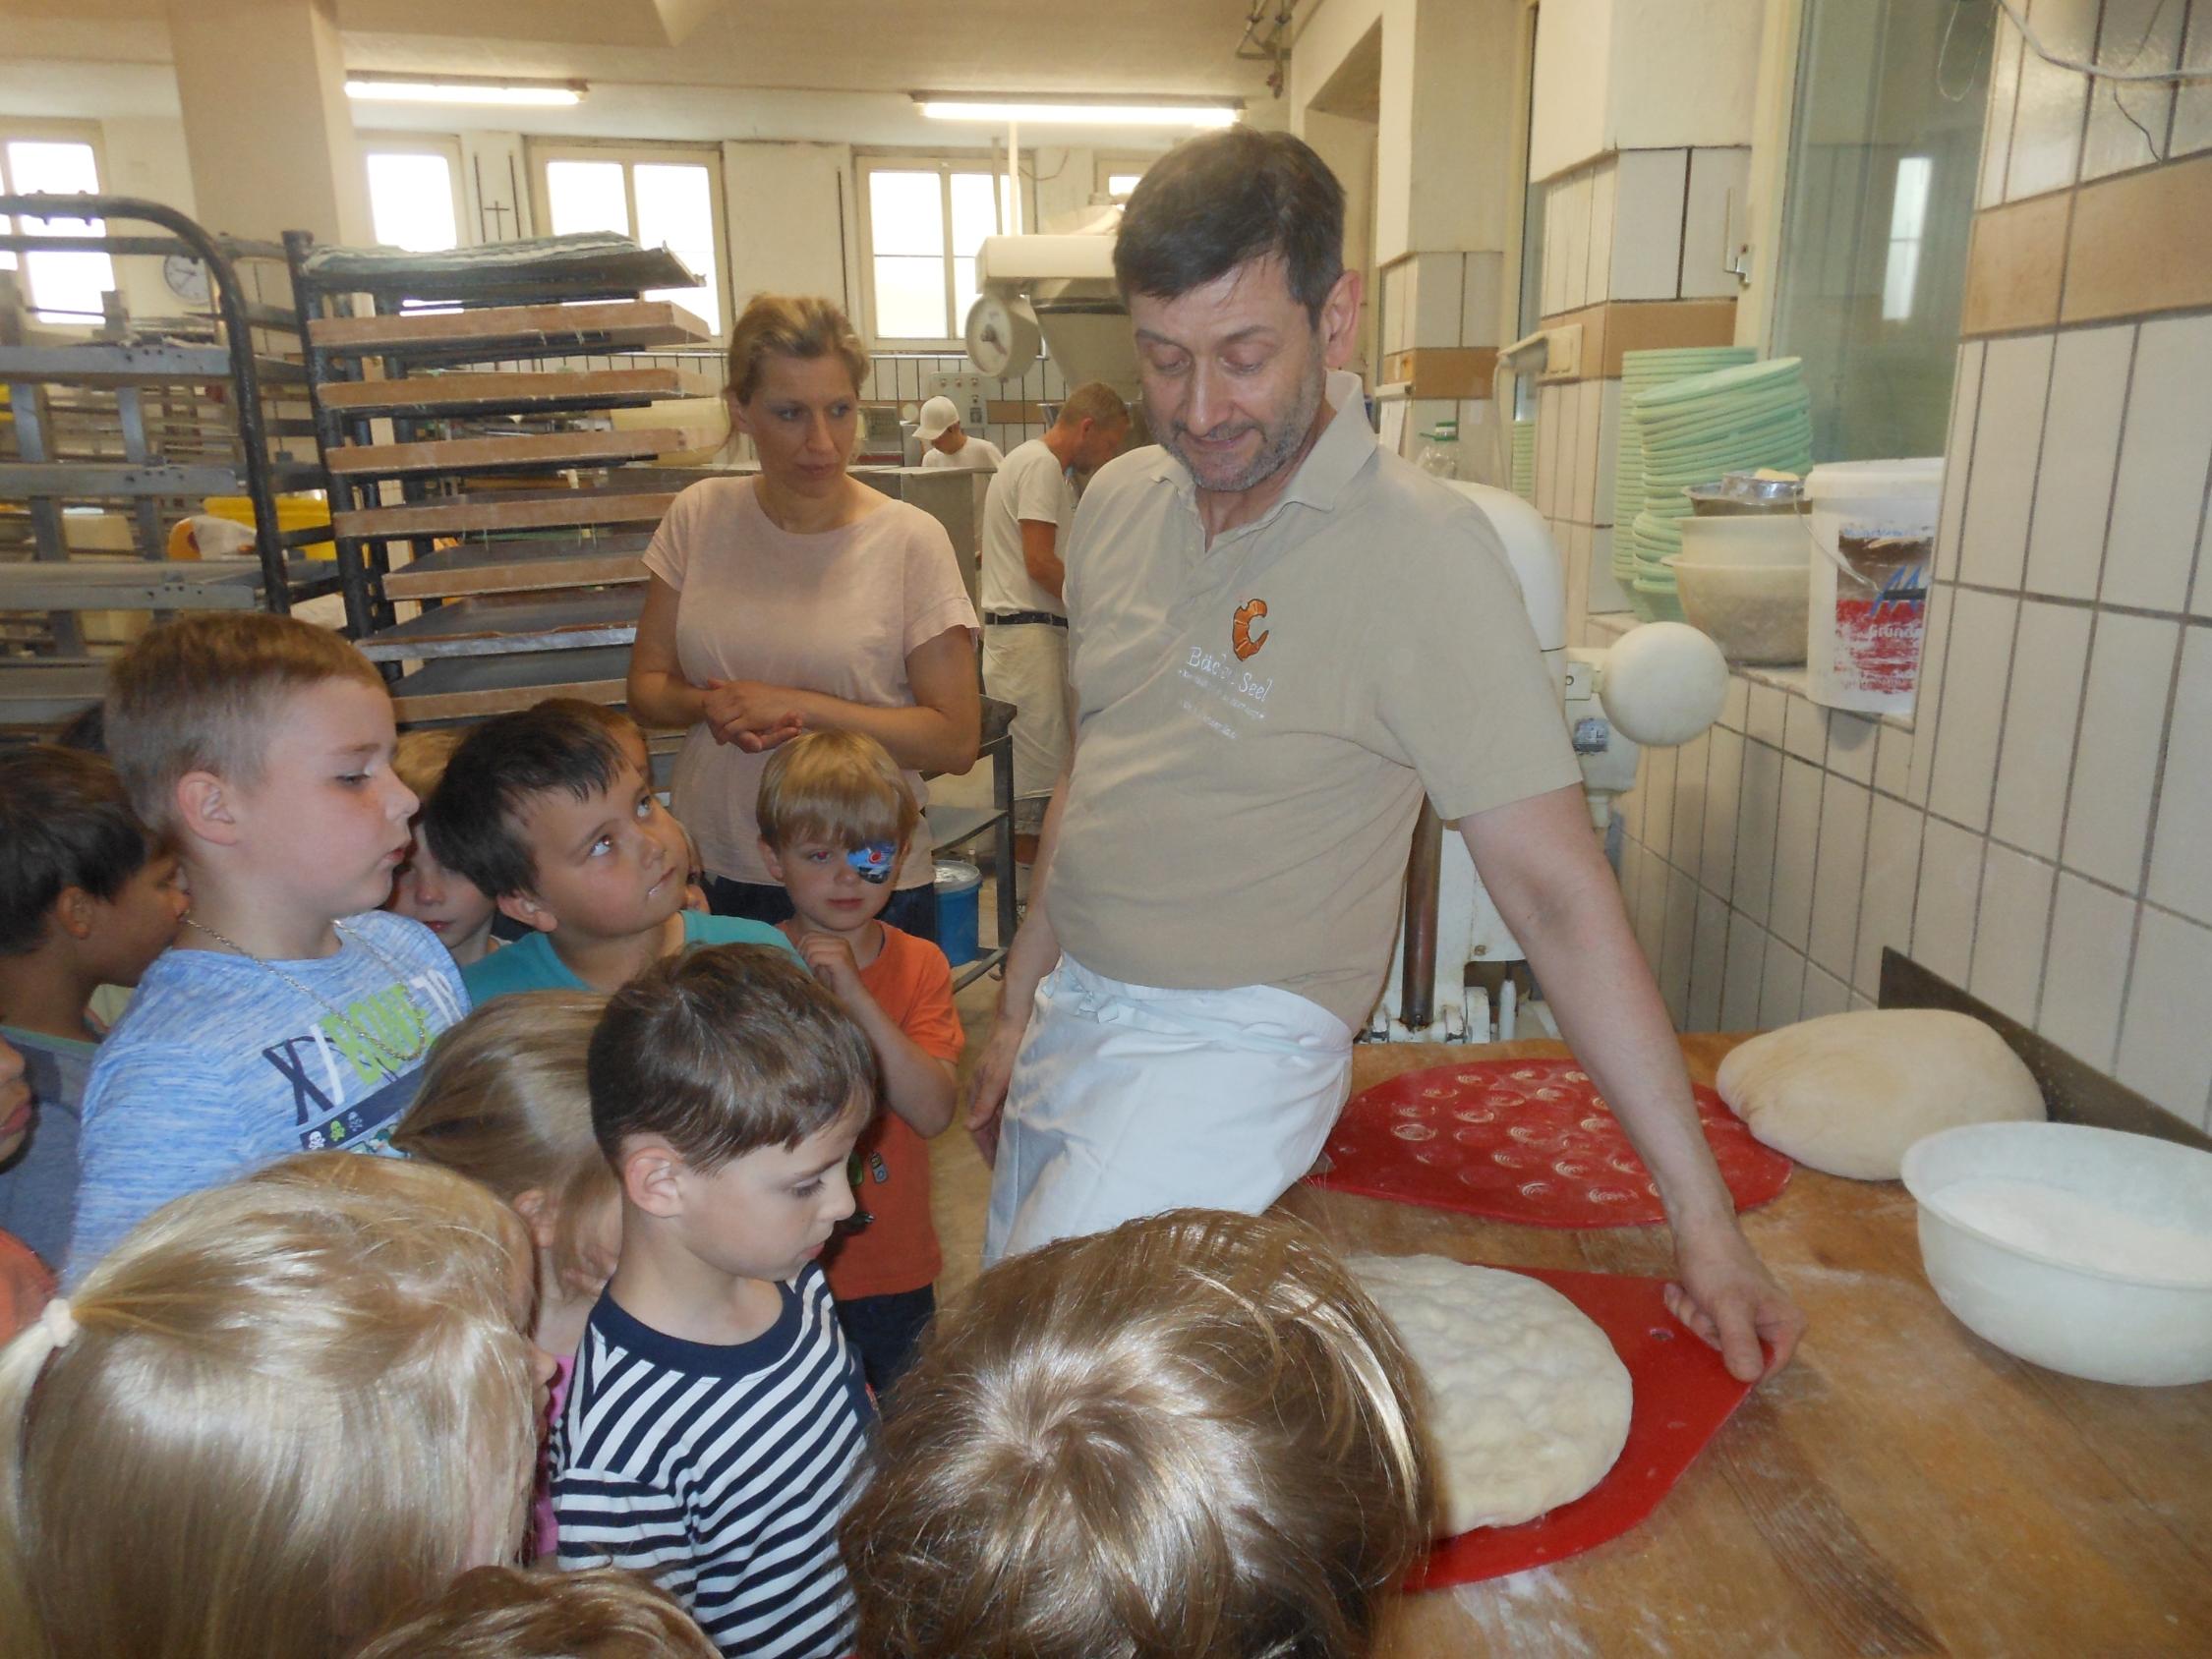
965,128 -> 1804,1386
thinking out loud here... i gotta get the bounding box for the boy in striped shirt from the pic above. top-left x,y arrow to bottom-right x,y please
553,944 -> 876,1659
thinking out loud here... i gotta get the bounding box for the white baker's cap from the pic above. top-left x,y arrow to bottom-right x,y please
915,395 -> 960,441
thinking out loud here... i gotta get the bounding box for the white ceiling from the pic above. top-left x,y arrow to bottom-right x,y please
1,0 -> 1277,101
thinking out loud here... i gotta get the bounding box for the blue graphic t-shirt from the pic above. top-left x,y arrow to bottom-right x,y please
66,910 -> 467,1282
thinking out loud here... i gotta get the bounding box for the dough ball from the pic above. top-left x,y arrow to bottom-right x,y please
1347,1254 -> 1632,1536
1717,1008 -> 2045,1180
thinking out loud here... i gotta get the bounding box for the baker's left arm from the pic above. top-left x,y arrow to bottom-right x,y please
1459,783 -> 1807,1382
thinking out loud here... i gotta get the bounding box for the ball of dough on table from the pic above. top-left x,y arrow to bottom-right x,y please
1347,1254 -> 1632,1537
1716,1008 -> 2045,1180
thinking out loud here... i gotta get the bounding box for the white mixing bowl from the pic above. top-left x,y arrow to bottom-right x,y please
1900,1121 -> 2212,1386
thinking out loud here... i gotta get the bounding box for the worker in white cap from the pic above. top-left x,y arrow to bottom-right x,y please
916,396 -> 1006,471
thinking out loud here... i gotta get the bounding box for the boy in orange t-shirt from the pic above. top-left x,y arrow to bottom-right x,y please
758,732 -> 960,1391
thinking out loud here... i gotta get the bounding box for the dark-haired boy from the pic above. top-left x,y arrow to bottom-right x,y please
424,699 -> 794,1002
555,944 -> 876,1659
0,746 -> 188,1267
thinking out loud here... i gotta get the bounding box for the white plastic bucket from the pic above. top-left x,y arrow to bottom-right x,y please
1804,459 -> 1942,715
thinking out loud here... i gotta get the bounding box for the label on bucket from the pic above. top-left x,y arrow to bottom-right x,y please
1832,530 -> 1928,698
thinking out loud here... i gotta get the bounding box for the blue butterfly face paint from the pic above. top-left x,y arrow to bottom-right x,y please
846,841 -> 897,884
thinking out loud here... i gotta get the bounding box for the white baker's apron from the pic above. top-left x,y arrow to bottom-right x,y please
982,953 -> 1355,1264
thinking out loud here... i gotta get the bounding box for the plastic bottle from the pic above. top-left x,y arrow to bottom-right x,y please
1417,418 -> 1461,480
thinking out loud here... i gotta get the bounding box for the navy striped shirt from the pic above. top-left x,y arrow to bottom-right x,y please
552,1268 -> 872,1658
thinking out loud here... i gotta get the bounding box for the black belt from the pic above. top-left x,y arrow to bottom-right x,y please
984,611 -> 1068,628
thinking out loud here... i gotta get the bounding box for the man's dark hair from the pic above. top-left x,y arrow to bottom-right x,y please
588,944 -> 878,1172
420,699 -> 629,899
0,746 -> 156,955
1113,129 -> 1346,325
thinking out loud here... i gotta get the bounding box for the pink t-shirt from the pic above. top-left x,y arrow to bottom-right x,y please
532,1350 -> 576,1562
645,478 -> 978,888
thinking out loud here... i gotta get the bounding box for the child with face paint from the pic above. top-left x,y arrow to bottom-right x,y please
756,732 -> 961,1392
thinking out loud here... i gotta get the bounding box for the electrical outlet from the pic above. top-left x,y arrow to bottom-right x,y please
924,372 -> 991,429
1536,323 -> 1583,382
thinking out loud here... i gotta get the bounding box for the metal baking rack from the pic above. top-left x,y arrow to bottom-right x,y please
283,231 -> 725,726
0,196 -> 328,732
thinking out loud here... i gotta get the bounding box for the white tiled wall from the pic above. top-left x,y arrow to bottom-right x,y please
1576,0 -> 2212,1136
1531,144 -> 1748,644
1613,310 -> 2212,1134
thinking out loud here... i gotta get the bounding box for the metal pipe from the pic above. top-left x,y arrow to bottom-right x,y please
1399,799 -> 1443,1033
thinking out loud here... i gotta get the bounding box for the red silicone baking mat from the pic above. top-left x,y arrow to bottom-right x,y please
1309,1058 -> 1789,1227
1413,1265 -> 1756,1589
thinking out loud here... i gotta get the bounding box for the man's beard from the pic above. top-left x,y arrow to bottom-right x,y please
1157,354 -> 1327,494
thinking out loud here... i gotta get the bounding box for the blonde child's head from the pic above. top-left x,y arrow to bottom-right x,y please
395,992 -> 621,1298
0,1165 -> 542,1659
757,730 -> 919,858
103,611 -> 386,844
394,726 -> 467,803
755,731 -> 919,921
353,1564 -> 719,1659
840,1208 -> 1429,1659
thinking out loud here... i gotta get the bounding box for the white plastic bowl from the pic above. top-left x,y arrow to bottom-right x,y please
1900,1121 -> 2212,1386
1665,515 -> 1810,665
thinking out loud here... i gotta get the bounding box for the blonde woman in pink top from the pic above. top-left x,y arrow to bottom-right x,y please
627,296 -> 980,941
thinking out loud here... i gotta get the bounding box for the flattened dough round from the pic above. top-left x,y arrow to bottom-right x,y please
1716,1008 -> 2044,1180
1348,1254 -> 1632,1536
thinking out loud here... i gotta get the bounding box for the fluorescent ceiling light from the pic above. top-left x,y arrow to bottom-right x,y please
917,99 -> 1239,128
345,77 -> 585,107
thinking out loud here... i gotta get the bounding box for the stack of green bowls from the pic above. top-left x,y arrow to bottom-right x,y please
1614,347 -> 1756,611
1510,419 -> 1536,503
1625,356 -> 1812,622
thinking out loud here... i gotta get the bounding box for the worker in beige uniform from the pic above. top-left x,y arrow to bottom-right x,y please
965,128 -> 1804,1385
977,383 -> 1130,866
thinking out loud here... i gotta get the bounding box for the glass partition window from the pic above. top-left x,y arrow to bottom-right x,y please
533,144 -> 726,332
861,159 -> 1016,346
1771,0 -> 1994,460
0,134 -> 116,323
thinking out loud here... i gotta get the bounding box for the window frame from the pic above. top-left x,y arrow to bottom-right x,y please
855,152 -> 1031,353
525,138 -> 732,336
358,130 -> 471,252
0,118 -> 115,327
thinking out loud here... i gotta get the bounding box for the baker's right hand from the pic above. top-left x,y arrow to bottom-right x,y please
962,1010 -> 1028,1168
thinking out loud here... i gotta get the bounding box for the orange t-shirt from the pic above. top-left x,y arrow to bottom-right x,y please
0,1230 -> 55,1345
823,924 -> 962,1301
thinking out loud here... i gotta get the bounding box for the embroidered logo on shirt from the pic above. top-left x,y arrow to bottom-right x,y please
1232,598 -> 1270,660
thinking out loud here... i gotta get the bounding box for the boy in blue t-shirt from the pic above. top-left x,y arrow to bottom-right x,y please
69,615 -> 468,1281
422,700 -> 793,1003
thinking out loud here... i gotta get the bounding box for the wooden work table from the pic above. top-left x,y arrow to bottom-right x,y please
1273,1035 -> 2212,1658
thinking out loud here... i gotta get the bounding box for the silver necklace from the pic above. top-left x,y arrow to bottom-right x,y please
182,915 -> 431,1067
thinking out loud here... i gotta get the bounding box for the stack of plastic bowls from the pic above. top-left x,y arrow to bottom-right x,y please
1511,419 -> 1536,503
1627,357 -> 1813,622
1614,347 -> 1756,614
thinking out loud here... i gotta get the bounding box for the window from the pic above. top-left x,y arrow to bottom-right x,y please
530,143 -> 727,332
0,125 -> 116,324
362,134 -> 465,253
859,158 -> 1017,346
1770,0 -> 1994,459
1093,154 -> 1159,201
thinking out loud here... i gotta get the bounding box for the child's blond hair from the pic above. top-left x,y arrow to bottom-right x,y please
353,1564 -> 719,1659
394,992 -> 617,1290
840,1208 -> 1429,1659
756,729 -> 919,853
394,726 -> 468,806
0,1162 -> 540,1659
103,611 -> 386,840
